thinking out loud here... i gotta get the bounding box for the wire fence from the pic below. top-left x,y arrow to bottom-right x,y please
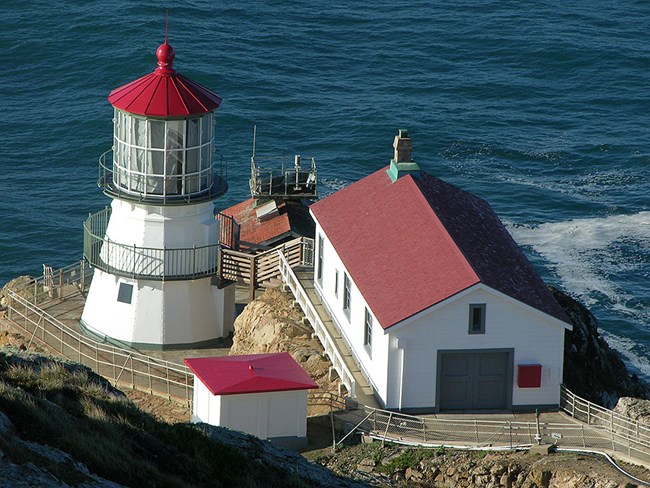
6,263 -> 194,405
5,261 -> 650,469
340,403 -> 650,465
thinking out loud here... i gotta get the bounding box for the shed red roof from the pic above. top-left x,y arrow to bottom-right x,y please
310,168 -> 570,329
108,42 -> 222,117
184,353 -> 318,396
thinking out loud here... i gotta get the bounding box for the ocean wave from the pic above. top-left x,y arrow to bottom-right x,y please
507,211 -> 650,317
600,330 -> 650,380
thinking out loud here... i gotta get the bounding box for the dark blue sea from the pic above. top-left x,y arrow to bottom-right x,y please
1,1 -> 649,378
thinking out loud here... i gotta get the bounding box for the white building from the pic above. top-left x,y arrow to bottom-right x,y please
80,40 -> 236,349
185,353 -> 317,449
310,130 -> 572,413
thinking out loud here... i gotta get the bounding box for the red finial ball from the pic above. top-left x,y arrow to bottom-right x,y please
156,42 -> 175,73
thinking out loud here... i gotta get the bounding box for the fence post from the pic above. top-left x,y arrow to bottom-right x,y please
572,392 -> 576,418
59,269 -> 63,299
249,255 -> 256,302
587,402 -> 591,424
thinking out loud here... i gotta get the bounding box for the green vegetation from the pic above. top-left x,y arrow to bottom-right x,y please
377,447 -> 444,475
0,350 -> 315,487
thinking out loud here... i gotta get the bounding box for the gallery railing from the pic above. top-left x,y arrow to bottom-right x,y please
83,207 -> 220,281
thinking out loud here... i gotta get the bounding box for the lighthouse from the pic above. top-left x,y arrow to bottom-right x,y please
80,39 -> 235,349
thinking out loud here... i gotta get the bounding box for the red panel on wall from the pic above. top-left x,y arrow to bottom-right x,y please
518,364 -> 542,388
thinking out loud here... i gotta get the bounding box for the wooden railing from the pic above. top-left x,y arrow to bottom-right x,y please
278,251 -> 357,398
221,237 -> 313,300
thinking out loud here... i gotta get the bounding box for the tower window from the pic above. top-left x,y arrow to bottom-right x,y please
468,304 -> 486,334
117,283 -> 134,304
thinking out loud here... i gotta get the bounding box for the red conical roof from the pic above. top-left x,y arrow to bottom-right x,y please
108,41 -> 222,117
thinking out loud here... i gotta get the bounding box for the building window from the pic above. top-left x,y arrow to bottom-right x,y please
343,273 -> 351,316
364,308 -> 373,356
117,283 -> 134,304
334,269 -> 339,297
469,304 -> 486,334
317,235 -> 324,282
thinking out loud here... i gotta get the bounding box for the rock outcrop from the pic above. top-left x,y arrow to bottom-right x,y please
313,443 -> 643,487
552,287 -> 649,407
0,275 -> 34,312
231,287 -> 341,414
613,396 -> 650,424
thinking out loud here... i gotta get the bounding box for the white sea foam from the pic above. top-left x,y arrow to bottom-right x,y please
508,211 -> 650,315
319,177 -> 352,198
600,330 -> 650,379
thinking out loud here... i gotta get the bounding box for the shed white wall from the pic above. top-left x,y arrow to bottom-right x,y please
191,383 -> 308,441
386,286 -> 566,410
312,220 -> 390,405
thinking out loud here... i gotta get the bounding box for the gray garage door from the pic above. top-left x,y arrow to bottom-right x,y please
438,350 -> 512,411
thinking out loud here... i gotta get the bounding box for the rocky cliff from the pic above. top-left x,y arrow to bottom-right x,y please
553,287 -> 649,407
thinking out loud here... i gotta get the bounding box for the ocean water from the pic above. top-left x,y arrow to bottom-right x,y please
1,2 -> 649,377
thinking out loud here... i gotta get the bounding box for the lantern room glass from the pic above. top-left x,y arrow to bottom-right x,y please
112,109 -> 214,198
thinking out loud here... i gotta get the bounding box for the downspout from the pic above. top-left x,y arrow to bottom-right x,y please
395,337 -> 407,411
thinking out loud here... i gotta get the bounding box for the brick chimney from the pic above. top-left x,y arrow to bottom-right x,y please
387,129 -> 419,182
393,129 -> 413,163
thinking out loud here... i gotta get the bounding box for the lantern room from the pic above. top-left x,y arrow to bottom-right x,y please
100,40 -> 227,204
110,111 -> 214,199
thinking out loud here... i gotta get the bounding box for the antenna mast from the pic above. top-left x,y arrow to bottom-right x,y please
165,9 -> 169,43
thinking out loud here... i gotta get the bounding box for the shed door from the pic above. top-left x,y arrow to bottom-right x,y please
438,350 -> 511,411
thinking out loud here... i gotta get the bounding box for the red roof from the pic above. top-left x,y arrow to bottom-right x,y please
183,353 -> 318,396
220,198 -> 314,247
108,42 -> 222,117
310,167 -> 570,329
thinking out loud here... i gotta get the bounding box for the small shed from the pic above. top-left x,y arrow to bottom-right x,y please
184,352 -> 317,449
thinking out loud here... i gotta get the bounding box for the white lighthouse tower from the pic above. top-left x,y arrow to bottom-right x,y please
80,39 -> 236,349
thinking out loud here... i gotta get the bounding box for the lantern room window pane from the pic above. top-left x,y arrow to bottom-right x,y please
134,117 -> 147,146
149,120 -> 165,149
201,114 -> 212,145
187,118 -> 200,147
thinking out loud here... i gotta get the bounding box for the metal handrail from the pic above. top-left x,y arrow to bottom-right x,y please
7,289 -> 193,404
83,207 -> 220,281
278,251 -> 356,397
98,149 -> 228,205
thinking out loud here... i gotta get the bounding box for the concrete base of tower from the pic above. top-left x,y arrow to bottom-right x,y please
80,269 -> 235,350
